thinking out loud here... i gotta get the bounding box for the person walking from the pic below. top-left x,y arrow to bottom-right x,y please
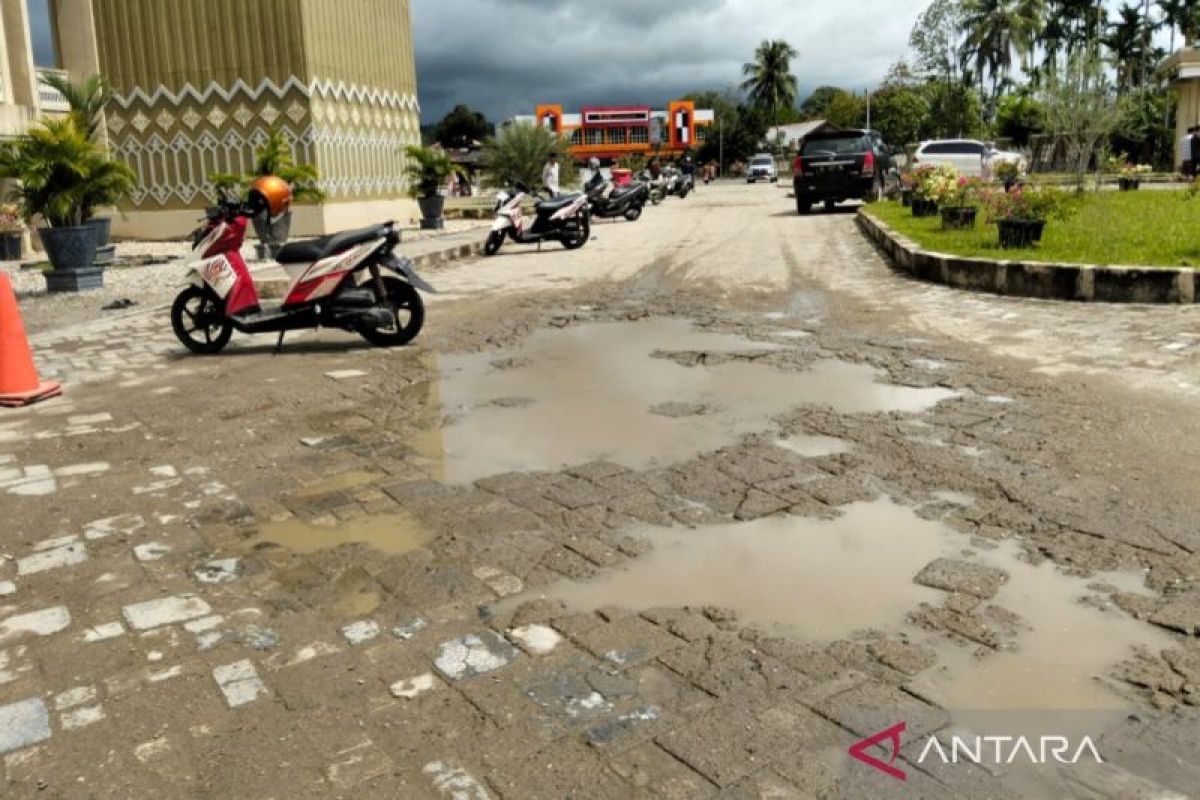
542,152 -> 560,198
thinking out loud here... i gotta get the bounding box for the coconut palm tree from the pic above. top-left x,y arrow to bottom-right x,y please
1159,0 -> 1200,48
1103,3 -> 1161,91
740,40 -> 799,126
961,0 -> 1044,115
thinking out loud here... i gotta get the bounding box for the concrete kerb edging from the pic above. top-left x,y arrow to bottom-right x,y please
856,209 -> 1199,304
255,238 -> 485,299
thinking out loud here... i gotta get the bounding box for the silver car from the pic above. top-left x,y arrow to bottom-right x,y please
746,154 -> 778,183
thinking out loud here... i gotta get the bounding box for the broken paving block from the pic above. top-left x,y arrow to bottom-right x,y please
914,558 -> 1008,600
122,595 -> 212,631
433,631 -> 518,680
60,705 -> 105,731
1150,593 -> 1200,637
340,620 -> 380,646
82,622 -> 125,642
84,514 -> 145,540
193,558 -> 239,584
423,761 -> 492,799
389,673 -> 437,700
508,624 -> 561,656
53,686 -> 97,711
0,698 -> 51,755
391,617 -> 427,640
17,542 -> 87,576
212,659 -> 268,708
0,606 -> 71,644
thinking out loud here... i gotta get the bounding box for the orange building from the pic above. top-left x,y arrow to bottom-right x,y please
531,101 -> 714,162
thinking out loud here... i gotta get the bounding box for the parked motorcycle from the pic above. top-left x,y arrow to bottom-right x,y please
640,170 -> 668,205
170,176 -> 432,355
664,167 -> 693,199
585,171 -> 650,221
484,183 -> 590,256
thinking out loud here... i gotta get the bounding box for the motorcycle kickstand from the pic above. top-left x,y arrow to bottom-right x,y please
274,330 -> 285,355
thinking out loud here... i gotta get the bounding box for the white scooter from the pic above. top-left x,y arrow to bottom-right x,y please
484,182 -> 591,256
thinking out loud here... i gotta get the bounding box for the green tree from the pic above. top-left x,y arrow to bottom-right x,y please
1159,0 -> 1200,48
825,91 -> 867,128
871,83 -> 929,146
995,92 -> 1047,145
403,146 -> 466,199
1103,4 -> 1161,93
1040,49 -> 1120,190
910,0 -> 969,81
434,104 -> 491,149
961,0 -> 1044,118
799,86 -> 845,119
481,122 -> 576,190
921,79 -> 984,138
741,39 -> 800,125
1110,88 -> 1172,168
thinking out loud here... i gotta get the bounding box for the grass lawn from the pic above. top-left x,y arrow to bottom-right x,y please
869,190 -> 1200,268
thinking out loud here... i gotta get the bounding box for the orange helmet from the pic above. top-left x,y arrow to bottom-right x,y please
247,175 -> 292,217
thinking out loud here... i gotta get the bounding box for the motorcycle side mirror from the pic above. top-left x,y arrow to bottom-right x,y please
514,181 -> 529,193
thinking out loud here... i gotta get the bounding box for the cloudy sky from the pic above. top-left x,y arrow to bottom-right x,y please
412,0 -> 931,122
412,0 -> 1167,124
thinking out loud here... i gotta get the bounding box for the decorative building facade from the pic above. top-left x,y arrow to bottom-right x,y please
9,0 -> 421,238
508,101 -> 714,163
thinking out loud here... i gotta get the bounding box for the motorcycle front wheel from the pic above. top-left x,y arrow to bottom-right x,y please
561,215 -> 590,250
650,191 -> 663,206
171,285 -> 232,355
484,230 -> 505,256
358,276 -> 425,347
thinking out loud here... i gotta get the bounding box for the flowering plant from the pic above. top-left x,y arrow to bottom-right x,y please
993,161 -> 1021,184
980,185 -> 1074,222
910,164 -> 939,201
915,164 -> 958,203
0,204 -> 23,234
1118,162 -> 1152,179
937,176 -> 985,208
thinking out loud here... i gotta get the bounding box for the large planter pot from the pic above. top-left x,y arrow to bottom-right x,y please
0,232 -> 23,261
38,225 -> 102,292
252,210 -> 292,259
940,206 -> 977,230
911,198 -> 938,218
418,195 -> 445,230
84,216 -> 111,246
997,218 -> 1042,249
1118,177 -> 1140,192
900,189 -> 914,207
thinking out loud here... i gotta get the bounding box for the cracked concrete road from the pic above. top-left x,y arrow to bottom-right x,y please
2,182 -> 1200,799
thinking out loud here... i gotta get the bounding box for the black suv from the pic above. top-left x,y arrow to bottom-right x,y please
792,129 -> 897,214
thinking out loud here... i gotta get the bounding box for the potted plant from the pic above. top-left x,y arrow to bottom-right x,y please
1118,162 -> 1151,191
910,164 -> 944,217
39,72 -> 116,259
994,161 -> 1021,192
937,176 -> 983,230
0,116 -> 135,291
0,205 -> 24,261
898,170 -> 915,207
404,145 -> 465,230
208,128 -> 326,258
982,185 -> 1072,248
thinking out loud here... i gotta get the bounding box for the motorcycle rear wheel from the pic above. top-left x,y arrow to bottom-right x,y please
171,285 -> 232,355
484,230 -> 504,256
623,205 -> 643,222
650,191 -> 663,206
561,215 -> 590,250
358,276 -> 425,347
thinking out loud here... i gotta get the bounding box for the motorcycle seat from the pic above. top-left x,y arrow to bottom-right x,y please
610,185 -> 639,199
535,194 -> 581,213
275,222 -> 392,264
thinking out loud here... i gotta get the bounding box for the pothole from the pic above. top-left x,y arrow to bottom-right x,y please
510,497 -> 1170,712
433,319 -> 957,483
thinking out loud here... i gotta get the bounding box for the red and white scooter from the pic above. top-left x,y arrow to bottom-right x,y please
484,182 -> 590,256
170,177 -> 433,355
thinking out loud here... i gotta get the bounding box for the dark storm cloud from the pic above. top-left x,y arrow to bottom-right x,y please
412,0 -> 930,123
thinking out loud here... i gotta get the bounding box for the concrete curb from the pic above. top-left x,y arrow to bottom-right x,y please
254,238 -> 484,299
856,209 -> 1198,304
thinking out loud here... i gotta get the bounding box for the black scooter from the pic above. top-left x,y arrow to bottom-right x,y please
585,174 -> 650,221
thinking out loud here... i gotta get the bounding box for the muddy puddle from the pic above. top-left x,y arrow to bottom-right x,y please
435,319 -> 956,483
514,497 -> 1170,712
292,470 -> 385,497
252,512 -> 431,556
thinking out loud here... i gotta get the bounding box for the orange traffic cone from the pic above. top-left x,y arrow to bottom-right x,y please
0,272 -> 61,407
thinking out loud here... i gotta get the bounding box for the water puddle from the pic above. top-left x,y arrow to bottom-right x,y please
252,512 -> 431,556
515,498 -> 955,639
332,567 -> 382,617
512,497 -> 1169,712
435,319 -> 956,483
774,433 -> 854,458
292,470 -> 384,497
927,546 -> 1171,711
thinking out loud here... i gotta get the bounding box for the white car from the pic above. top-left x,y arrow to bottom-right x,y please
746,154 -> 778,183
985,143 -> 1028,175
912,139 -> 992,177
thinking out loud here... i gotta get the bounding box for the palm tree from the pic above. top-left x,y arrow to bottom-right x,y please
961,0 -> 1044,115
37,72 -> 111,141
740,40 -> 799,126
1159,0 -> 1200,48
1103,3 -> 1161,91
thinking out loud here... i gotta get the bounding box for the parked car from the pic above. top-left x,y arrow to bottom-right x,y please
792,129 -> 898,214
985,143 -> 1027,175
912,139 -> 994,178
746,154 -> 778,183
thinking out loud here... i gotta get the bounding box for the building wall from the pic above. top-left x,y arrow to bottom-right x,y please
93,0 -> 421,236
